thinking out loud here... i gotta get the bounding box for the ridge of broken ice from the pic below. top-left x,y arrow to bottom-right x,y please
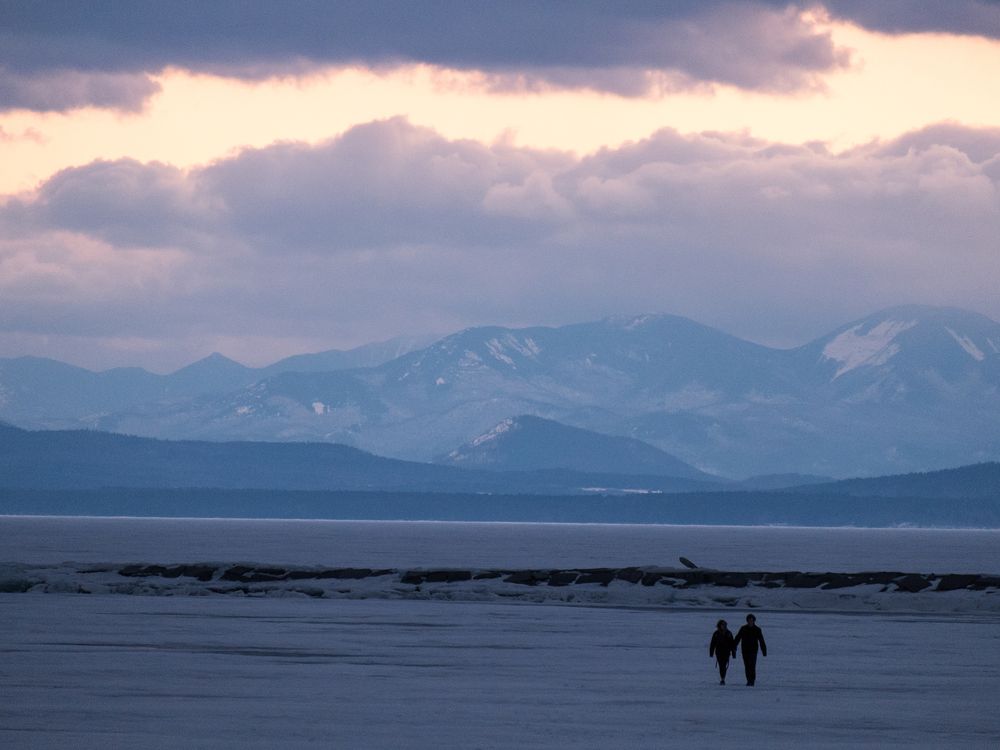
4,561 -> 998,614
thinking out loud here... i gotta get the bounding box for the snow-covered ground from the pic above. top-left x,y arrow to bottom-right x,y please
4,517 -> 999,747
3,594 -> 999,749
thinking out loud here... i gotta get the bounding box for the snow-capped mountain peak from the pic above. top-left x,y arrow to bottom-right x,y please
822,319 -> 917,378
809,305 -> 1000,382
6,305 -> 1000,479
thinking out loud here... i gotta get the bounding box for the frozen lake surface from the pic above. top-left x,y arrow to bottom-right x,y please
4,518 -> 1000,747
3,594 -> 1000,749
4,516 -> 1000,573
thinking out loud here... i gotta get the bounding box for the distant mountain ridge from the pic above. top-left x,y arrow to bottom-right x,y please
1,423 -> 998,526
259,334 -> 438,376
438,415 -> 712,480
2,306 -> 999,477
1,419 -> 997,496
804,462 -> 1000,499
0,423 -> 716,495
0,334 -> 432,428
795,305 -> 1000,400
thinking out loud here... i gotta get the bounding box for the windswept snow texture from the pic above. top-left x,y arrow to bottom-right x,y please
3,595 -> 1000,749
946,327 -> 987,361
822,319 -> 916,377
469,416 -> 515,447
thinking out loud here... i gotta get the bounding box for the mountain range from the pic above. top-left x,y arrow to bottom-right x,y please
1,420 -> 996,499
438,414 -> 712,479
2,305 -> 998,477
1,421 -> 997,525
0,421 -> 739,495
0,334 -> 432,426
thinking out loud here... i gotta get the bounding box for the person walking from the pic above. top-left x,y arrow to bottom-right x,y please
733,613 -> 767,686
709,619 -> 736,685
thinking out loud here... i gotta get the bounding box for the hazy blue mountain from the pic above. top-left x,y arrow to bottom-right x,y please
0,354 -> 261,428
88,313 -> 799,465
0,422 -> 459,491
802,462 -> 1000,499
795,305 -> 1000,401
7,306 -> 1000,478
438,415 -> 713,479
629,305 -> 1000,477
375,314 -> 798,408
0,356 -> 164,426
4,422 -> 998,526
260,334 -> 438,375
0,423 -> 716,495
0,336 -> 435,429
164,353 -> 258,395
731,473 -> 834,491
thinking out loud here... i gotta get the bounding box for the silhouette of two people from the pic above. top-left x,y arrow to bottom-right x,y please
710,614 -> 767,686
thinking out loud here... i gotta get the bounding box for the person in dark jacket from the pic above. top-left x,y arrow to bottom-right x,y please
733,613 -> 767,686
709,619 -> 736,684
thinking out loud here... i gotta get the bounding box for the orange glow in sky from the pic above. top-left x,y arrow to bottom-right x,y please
2,21 -> 1000,196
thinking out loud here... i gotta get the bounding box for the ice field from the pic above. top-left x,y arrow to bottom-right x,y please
3,594 -> 1000,749
3,517 -> 1000,748
4,516 -> 1000,571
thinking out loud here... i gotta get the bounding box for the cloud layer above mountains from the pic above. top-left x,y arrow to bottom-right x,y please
0,0 -> 855,112
2,118 -> 998,369
5,1 -> 1000,113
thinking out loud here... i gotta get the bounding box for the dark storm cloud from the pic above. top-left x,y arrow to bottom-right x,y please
823,0 -> 1000,39
7,1 -> 999,114
0,0 -> 848,111
1,118 -> 998,369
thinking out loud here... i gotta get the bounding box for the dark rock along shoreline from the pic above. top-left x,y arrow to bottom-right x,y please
109,564 -> 1000,594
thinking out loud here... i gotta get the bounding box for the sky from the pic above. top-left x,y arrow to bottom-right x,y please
1,0 -> 999,372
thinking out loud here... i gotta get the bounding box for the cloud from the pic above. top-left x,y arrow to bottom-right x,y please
0,68 -> 159,113
11,159 -> 214,247
869,122 -> 1000,162
199,119 -> 576,250
0,124 -> 43,143
8,2 -> 1000,114
823,0 -> 1000,39
0,1 -> 849,112
1,118 -> 998,369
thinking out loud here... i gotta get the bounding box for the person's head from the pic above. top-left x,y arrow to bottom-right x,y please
716,619 -> 727,631
746,614 -> 756,624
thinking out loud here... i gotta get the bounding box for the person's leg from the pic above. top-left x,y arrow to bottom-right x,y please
718,659 -> 728,684
744,653 -> 756,685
